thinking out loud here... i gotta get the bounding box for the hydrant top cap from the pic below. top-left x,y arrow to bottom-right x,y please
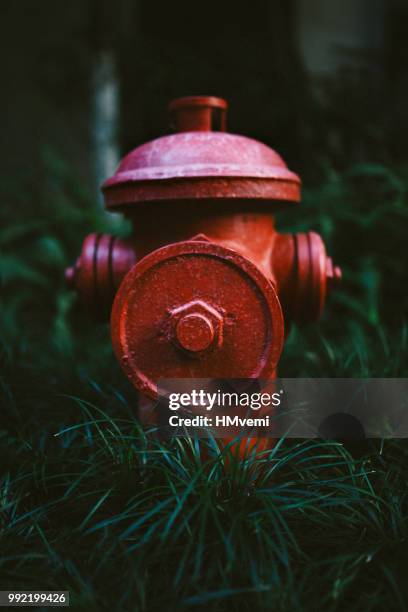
102,95 -> 301,210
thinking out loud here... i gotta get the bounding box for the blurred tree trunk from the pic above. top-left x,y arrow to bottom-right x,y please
92,50 -> 119,202
88,0 -> 138,201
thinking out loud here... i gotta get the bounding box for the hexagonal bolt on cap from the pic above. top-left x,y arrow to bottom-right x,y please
175,313 -> 215,352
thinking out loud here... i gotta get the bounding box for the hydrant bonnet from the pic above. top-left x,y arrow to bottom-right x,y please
102,96 -> 301,209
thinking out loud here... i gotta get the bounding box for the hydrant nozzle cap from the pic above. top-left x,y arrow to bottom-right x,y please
111,240 -> 284,400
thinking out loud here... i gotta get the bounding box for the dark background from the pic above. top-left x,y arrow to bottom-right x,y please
2,0 -> 408,185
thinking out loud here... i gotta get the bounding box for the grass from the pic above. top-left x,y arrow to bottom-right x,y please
1,149 -> 408,610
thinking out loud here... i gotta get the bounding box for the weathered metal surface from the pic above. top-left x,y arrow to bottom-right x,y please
169,95 -> 228,132
102,96 -> 300,209
271,231 -> 341,323
65,233 -> 136,317
111,240 -> 284,399
65,95 -> 342,452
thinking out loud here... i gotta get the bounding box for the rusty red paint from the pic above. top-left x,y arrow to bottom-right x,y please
66,95 -> 341,448
169,299 -> 224,352
65,232 -> 136,318
169,95 -> 228,132
102,95 -> 300,208
175,312 -> 215,352
110,239 -> 284,400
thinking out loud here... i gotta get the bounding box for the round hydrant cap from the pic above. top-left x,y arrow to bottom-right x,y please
102,96 -> 301,209
111,239 -> 284,400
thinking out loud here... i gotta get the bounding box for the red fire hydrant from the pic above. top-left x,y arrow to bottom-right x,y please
66,96 -> 341,432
